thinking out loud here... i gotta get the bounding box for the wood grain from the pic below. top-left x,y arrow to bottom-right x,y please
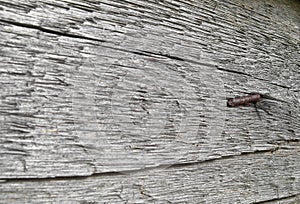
2,144 -> 300,203
0,0 -> 299,203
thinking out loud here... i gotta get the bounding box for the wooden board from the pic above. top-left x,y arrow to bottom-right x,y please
0,0 -> 299,203
1,144 -> 300,203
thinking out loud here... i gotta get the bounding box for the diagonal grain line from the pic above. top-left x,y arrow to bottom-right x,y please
167,148 -> 278,169
216,66 -> 291,89
252,194 -> 300,204
216,66 -> 252,77
0,19 -> 190,64
0,171 -> 123,183
0,19 -> 106,43
0,18 -> 222,68
0,147 -> 281,183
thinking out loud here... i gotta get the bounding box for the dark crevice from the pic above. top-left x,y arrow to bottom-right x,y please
168,148 -> 277,169
0,19 -> 106,43
251,77 -> 290,89
0,19 -> 189,63
114,49 -> 187,63
138,50 -> 218,68
1,171 -> 123,183
0,18 -> 223,68
140,50 -> 185,61
216,66 -> 252,77
1,147 -> 279,183
216,66 -> 291,89
252,194 -> 299,204
267,82 -> 290,89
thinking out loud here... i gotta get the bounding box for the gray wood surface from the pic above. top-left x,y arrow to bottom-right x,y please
0,0 -> 299,203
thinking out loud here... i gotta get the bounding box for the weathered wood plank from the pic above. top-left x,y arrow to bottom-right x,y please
0,0 -> 299,203
0,20 -> 298,176
1,143 -> 299,203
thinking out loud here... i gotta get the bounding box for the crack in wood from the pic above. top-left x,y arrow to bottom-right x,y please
0,19 -> 106,43
0,18 -> 217,67
0,0 -> 299,202
0,147 -> 284,182
217,66 -> 292,89
252,193 -> 300,204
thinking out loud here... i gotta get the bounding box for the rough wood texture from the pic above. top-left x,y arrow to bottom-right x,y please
0,0 -> 299,203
